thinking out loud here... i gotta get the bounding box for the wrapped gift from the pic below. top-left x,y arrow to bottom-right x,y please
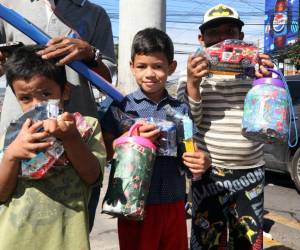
102,123 -> 156,220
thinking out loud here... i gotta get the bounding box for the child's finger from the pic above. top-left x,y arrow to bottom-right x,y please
57,119 -> 69,132
183,151 -> 204,158
190,56 -> 207,69
43,119 -> 58,133
22,118 -> 33,130
60,112 -> 74,121
141,128 -> 160,138
259,65 -> 271,76
183,158 -> 206,169
28,120 -> 43,132
21,151 -> 37,159
27,141 -> 52,151
139,124 -> 157,132
255,70 -> 263,78
24,118 -> 32,126
260,58 -> 274,68
183,161 -> 206,174
31,131 -> 50,141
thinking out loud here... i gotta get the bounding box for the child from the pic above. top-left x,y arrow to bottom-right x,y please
177,4 -> 274,250
0,45 -> 106,250
101,28 -> 210,250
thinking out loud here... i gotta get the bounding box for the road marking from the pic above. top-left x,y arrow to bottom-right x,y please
264,211 -> 300,231
263,236 -> 282,247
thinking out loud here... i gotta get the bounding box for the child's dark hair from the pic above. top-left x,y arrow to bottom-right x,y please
131,28 -> 174,64
4,45 -> 67,91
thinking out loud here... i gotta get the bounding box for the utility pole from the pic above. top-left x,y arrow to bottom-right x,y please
118,0 -> 166,94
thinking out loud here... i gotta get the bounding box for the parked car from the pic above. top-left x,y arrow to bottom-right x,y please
263,74 -> 300,192
206,39 -> 258,67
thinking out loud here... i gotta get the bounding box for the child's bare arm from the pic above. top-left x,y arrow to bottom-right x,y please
43,113 -> 100,185
186,55 -> 209,102
0,119 -> 50,202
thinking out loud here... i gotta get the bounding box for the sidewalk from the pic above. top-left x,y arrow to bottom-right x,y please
90,170 -> 119,250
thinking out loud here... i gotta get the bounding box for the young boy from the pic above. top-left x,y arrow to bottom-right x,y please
0,45 -> 106,250
101,28 -> 210,250
177,4 -> 274,250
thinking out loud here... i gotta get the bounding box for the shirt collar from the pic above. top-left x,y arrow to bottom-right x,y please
132,88 -> 177,104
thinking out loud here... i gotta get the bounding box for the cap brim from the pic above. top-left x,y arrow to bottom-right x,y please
199,17 -> 244,33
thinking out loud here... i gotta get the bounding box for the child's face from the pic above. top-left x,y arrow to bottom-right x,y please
12,74 -> 70,112
199,23 -> 244,48
130,52 -> 176,102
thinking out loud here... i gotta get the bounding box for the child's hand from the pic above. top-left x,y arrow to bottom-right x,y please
182,147 -> 211,177
255,54 -> 274,78
135,123 -> 161,143
43,112 -> 79,142
187,54 -> 209,88
116,122 -> 160,143
6,119 -> 51,161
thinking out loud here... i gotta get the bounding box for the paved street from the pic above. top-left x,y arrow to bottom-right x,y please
90,169 -> 300,250
263,171 -> 300,250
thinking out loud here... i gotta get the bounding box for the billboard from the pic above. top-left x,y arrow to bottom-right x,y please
264,0 -> 299,54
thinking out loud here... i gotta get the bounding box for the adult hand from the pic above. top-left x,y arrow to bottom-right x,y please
38,36 -> 94,66
255,54 -> 274,78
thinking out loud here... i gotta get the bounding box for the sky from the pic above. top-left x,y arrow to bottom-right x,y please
93,0 -> 266,82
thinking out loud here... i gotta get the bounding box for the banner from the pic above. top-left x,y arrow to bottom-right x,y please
264,0 -> 299,53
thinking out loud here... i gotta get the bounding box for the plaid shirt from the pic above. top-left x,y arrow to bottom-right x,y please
101,89 -> 189,204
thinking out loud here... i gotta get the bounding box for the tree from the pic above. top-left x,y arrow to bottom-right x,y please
287,40 -> 300,66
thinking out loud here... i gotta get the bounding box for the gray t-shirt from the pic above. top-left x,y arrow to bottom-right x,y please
0,0 -> 116,134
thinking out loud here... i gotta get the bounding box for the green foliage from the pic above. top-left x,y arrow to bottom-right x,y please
287,41 -> 300,66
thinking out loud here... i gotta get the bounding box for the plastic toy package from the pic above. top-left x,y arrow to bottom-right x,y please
135,117 -> 178,157
196,39 -> 259,78
109,106 -> 179,157
164,105 -> 202,180
2,101 -> 93,179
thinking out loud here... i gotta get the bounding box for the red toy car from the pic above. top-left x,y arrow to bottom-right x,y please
206,39 -> 258,68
